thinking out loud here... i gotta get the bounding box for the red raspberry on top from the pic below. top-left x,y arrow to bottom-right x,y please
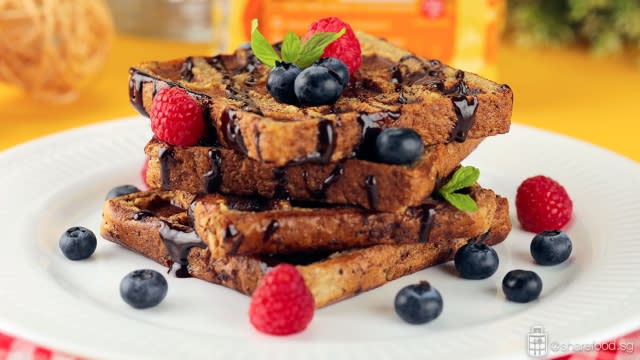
516,175 -> 573,233
150,87 -> 205,146
249,264 -> 315,336
306,17 -> 362,75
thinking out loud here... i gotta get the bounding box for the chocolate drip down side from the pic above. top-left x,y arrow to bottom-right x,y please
223,224 -> 245,256
158,221 -> 207,278
158,146 -> 175,190
204,149 -> 223,193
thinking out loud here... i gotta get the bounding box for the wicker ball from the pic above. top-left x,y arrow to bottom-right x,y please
0,0 -> 114,102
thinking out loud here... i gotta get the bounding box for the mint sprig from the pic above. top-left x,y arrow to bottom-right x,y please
250,19 -> 345,69
437,166 -> 480,212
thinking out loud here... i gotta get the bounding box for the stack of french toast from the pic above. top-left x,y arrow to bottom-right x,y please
100,32 -> 513,308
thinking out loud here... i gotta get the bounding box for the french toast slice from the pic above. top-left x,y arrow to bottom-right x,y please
192,186 -> 497,257
100,190 -> 510,308
130,32 -> 512,166
144,137 -> 481,212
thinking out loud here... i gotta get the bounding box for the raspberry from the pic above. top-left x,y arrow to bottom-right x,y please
150,87 -> 205,146
249,264 -> 315,335
516,175 -> 573,233
306,17 -> 362,75
140,157 -> 150,189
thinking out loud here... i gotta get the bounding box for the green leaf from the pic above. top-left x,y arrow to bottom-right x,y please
441,192 -> 478,212
438,166 -> 480,194
281,31 -> 301,63
250,19 -> 281,67
295,28 -> 346,68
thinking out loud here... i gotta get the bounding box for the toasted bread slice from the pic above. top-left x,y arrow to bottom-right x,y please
129,32 -> 512,166
101,188 -> 497,258
144,137 -> 481,212
100,190 -> 510,307
191,186 -> 497,257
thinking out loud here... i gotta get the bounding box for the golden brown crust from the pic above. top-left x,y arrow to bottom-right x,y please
130,33 -> 512,166
145,137 -> 481,212
100,190 -> 510,308
192,187 -> 497,257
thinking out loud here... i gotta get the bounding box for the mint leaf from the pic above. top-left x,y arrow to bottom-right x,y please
250,19 -> 281,67
441,192 -> 478,212
281,31 -> 301,64
438,166 -> 480,194
295,28 -> 346,68
437,166 -> 480,212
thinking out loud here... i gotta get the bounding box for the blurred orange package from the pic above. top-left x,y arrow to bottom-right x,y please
214,0 -> 504,78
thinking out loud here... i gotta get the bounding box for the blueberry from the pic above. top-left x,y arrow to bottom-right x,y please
502,270 -> 543,303
105,185 -> 140,200
120,269 -> 168,309
375,128 -> 424,165
294,66 -> 345,106
59,226 -> 97,260
315,57 -> 349,87
530,230 -> 572,265
267,61 -> 301,105
394,281 -> 443,324
454,242 -> 499,280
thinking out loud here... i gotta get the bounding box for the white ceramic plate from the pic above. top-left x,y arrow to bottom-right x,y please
1,117 -> 639,360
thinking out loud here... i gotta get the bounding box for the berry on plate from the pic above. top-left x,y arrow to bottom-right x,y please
306,17 -> 362,75
516,175 -> 573,233
394,281 -> 443,324
375,128 -> 424,165
249,264 -> 314,335
120,269 -> 168,309
150,87 -> 205,146
502,270 -> 542,303
454,242 -> 499,280
105,185 -> 140,200
530,230 -> 573,265
59,226 -> 97,260
267,61 -> 302,105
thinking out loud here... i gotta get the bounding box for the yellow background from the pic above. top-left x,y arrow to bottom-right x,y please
0,35 -> 639,162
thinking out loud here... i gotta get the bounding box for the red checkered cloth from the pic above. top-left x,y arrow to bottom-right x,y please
1,330 -> 639,359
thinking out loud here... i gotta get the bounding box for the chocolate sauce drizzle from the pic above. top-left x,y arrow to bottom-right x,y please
356,111 -> 401,159
449,96 -> 478,142
158,146 -> 175,190
180,56 -> 194,81
220,109 -> 249,155
158,221 -> 207,278
364,175 -> 379,210
418,206 -> 437,243
223,224 -> 245,256
386,55 -> 480,142
305,161 -> 346,199
204,149 -> 223,193
128,69 -> 156,117
288,120 -> 337,165
272,167 -> 290,199
206,55 -> 262,114
132,210 -> 153,221
262,220 -> 280,243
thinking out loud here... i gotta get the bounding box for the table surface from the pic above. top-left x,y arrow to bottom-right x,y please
0,35 -> 638,162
